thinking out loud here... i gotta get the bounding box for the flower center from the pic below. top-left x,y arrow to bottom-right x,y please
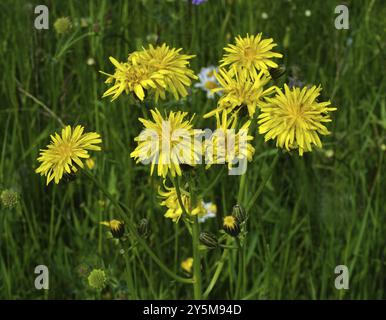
244,47 -> 257,61
204,81 -> 218,90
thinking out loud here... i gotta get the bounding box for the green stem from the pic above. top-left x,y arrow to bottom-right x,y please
188,175 -> 202,299
203,242 -> 230,298
121,243 -> 136,299
83,171 -> 193,284
246,152 -> 279,211
192,215 -> 202,299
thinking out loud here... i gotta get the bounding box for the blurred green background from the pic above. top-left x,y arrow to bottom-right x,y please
0,0 -> 385,299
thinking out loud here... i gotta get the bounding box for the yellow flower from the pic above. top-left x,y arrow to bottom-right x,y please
258,84 -> 336,156
101,57 -> 166,101
86,158 -> 95,170
35,125 -> 102,185
130,109 -> 202,178
158,181 -> 206,223
100,219 -> 124,238
129,43 -> 197,101
204,68 -> 275,118
205,111 -> 255,169
221,33 -> 282,78
181,257 -> 193,273
223,215 -> 240,237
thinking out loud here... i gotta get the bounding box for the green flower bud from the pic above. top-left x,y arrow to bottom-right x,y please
199,231 -> 218,249
1,189 -> 19,209
54,17 -> 72,34
232,204 -> 247,223
137,218 -> 150,238
87,269 -> 107,291
269,65 -> 286,80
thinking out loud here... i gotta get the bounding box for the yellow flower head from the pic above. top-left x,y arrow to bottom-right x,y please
221,33 -> 282,78
205,111 -> 255,169
35,125 -> 102,185
181,257 -> 193,273
258,84 -> 337,156
130,109 -> 203,178
204,68 -> 275,118
129,44 -> 197,101
101,57 -> 166,101
158,181 -> 206,223
223,215 -> 240,237
100,219 -> 124,238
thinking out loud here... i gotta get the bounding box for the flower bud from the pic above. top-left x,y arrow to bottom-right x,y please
137,218 -> 150,238
269,65 -> 286,80
87,269 -> 107,291
199,231 -> 218,249
54,17 -> 72,34
232,204 -> 247,223
0,189 -> 19,209
223,215 -> 240,237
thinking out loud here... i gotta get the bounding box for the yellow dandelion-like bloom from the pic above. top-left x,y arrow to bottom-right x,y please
221,33 -> 282,78
181,257 -> 193,273
223,215 -> 240,237
129,43 -> 197,101
101,57 -> 166,101
35,125 -> 102,185
130,109 -> 202,178
205,111 -> 255,169
158,181 -> 206,223
100,219 -> 125,238
258,84 -> 337,156
204,68 -> 275,118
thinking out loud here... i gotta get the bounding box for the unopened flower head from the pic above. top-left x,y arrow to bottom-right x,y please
0,189 -> 19,209
221,33 -> 283,78
35,125 -> 102,185
130,109 -> 203,178
194,66 -> 220,99
88,269 -> 107,291
258,84 -> 336,156
54,17 -> 72,34
204,68 -> 275,118
129,44 -> 197,101
205,111 -> 255,170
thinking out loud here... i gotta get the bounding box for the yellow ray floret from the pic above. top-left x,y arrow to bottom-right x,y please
204,68 -> 275,118
258,84 -> 337,155
221,33 -> 282,78
35,125 -> 102,185
130,109 -> 203,178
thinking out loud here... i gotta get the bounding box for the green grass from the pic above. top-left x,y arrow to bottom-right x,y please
0,0 -> 385,299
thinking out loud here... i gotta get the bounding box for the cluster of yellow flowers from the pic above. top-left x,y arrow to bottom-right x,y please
35,35 -> 336,225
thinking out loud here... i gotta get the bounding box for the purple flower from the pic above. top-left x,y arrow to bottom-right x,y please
192,0 -> 207,5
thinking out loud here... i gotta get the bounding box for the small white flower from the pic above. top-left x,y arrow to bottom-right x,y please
305,9 -> 312,17
198,201 -> 217,223
261,12 -> 268,20
194,66 -> 220,99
